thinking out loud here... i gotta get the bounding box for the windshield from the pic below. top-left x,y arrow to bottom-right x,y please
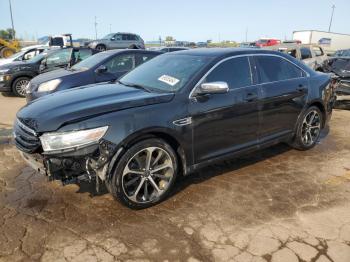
71,52 -> 110,71
120,54 -> 211,92
102,33 -> 115,40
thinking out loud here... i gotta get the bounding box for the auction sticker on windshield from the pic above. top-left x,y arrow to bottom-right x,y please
158,75 -> 180,86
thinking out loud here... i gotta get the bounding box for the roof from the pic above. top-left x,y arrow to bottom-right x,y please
102,49 -> 162,55
167,48 -> 282,58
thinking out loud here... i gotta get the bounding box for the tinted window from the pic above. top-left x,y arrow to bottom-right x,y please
73,49 -> 92,64
204,57 -> 252,89
127,34 -> 137,41
104,54 -> 134,73
122,34 -> 128,41
255,56 -> 305,83
300,48 -> 312,59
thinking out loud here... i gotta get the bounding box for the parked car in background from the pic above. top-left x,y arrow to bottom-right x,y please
239,42 -> 257,48
265,44 -> 328,71
88,33 -> 145,51
26,49 -> 162,102
255,38 -> 281,47
14,48 -> 335,209
0,47 -> 98,97
196,42 -> 208,48
0,47 -> 47,66
334,49 -> 350,57
159,47 -> 189,52
322,57 -> 350,96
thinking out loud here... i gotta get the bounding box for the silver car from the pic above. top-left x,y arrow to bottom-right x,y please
88,32 -> 145,51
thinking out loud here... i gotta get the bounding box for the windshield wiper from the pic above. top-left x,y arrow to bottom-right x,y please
117,80 -> 152,93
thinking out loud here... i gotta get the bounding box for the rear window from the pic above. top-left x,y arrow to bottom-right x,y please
255,56 -> 305,83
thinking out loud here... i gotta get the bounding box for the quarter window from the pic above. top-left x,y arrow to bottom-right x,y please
255,56 -> 305,83
300,48 -> 312,59
204,57 -> 252,89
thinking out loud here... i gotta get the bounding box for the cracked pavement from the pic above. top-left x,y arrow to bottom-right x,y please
0,95 -> 350,262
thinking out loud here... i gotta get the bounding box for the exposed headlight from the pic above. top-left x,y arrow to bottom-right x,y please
37,79 -> 62,92
40,126 -> 108,152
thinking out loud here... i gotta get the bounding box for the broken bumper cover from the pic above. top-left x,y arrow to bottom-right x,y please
21,152 -> 46,175
336,80 -> 350,96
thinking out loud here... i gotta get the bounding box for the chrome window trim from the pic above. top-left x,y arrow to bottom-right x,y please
189,53 -> 310,99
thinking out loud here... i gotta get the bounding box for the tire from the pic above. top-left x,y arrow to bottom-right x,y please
107,138 -> 178,209
0,47 -> 15,58
95,44 -> 106,52
128,44 -> 138,49
290,106 -> 323,150
12,77 -> 30,97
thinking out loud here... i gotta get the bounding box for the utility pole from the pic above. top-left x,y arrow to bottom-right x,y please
328,4 -> 335,32
245,27 -> 248,42
8,0 -> 15,39
94,16 -> 98,40
109,24 -> 112,33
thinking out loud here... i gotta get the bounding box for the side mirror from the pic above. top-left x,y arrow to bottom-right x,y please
95,65 -> 108,74
197,82 -> 229,95
111,37 -> 115,41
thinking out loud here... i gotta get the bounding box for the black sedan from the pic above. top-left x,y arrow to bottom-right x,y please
14,48 -> 336,209
0,47 -> 97,97
322,57 -> 350,95
26,49 -> 162,102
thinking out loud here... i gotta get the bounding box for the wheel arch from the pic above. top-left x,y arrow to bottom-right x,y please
307,100 -> 326,127
107,128 -> 189,182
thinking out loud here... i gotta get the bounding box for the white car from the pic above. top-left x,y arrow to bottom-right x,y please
0,46 -> 47,66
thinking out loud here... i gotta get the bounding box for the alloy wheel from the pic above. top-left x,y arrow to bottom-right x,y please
122,147 -> 174,203
301,110 -> 321,146
15,79 -> 29,97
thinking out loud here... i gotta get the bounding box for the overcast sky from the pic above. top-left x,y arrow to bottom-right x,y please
0,0 -> 349,42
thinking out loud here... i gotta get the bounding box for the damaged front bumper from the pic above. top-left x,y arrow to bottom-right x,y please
19,139 -> 122,190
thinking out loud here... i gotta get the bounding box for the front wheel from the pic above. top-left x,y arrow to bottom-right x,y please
12,77 -> 30,97
107,138 -> 178,209
291,106 -> 323,150
95,44 -> 106,52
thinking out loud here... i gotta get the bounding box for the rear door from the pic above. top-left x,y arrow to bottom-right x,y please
254,55 -> 308,142
189,56 -> 260,163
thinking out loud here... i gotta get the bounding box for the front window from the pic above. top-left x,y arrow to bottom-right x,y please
203,57 -> 252,89
46,48 -> 72,65
300,48 -> 312,59
103,54 -> 134,73
102,33 -> 115,40
120,54 -> 211,92
71,52 -> 110,71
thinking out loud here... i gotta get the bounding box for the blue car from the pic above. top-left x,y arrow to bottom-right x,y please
26,49 -> 162,102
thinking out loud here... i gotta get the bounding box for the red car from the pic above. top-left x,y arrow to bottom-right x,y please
255,38 -> 281,47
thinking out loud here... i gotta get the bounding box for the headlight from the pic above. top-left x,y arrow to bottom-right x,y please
37,79 -> 62,92
40,126 -> 108,152
0,69 -> 9,74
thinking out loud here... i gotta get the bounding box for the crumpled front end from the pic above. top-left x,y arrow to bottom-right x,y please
14,119 -> 120,190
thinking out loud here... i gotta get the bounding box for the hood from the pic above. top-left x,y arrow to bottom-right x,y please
17,83 -> 174,132
0,60 -> 36,71
30,68 -> 81,87
0,58 -> 14,66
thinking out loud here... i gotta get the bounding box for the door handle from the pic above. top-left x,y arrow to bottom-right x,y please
297,84 -> 307,92
244,93 -> 258,102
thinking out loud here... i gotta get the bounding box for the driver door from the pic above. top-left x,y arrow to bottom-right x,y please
43,48 -> 73,72
188,56 -> 260,163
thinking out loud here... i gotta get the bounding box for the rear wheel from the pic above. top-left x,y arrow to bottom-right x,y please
95,44 -> 106,51
291,106 -> 323,150
12,77 -> 30,97
107,138 -> 178,209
